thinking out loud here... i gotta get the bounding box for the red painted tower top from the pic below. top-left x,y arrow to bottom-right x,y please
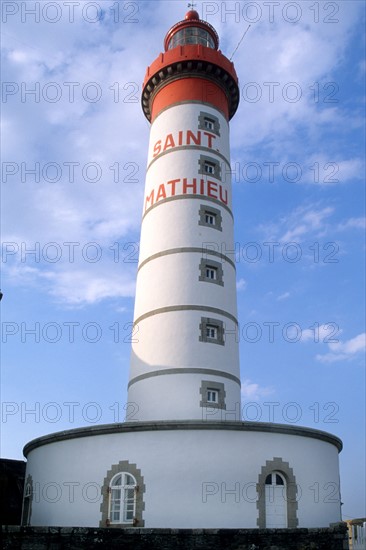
142,11 -> 239,123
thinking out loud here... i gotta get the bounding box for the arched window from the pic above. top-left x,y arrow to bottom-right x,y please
265,473 -> 285,486
109,473 -> 137,524
100,460 -> 145,528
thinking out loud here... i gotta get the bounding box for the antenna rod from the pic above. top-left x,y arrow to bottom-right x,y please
230,24 -> 251,61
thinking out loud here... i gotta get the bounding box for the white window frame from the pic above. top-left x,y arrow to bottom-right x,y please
206,325 -> 218,339
206,266 -> 217,280
207,389 -> 219,403
204,161 -> 215,175
205,212 -> 216,225
109,472 -> 137,525
204,117 -> 215,131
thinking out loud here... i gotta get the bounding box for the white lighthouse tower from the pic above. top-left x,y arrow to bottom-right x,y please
128,9 -> 241,421
21,10 -> 344,532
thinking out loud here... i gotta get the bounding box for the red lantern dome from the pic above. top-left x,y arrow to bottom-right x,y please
185,10 -> 199,21
142,11 -> 239,122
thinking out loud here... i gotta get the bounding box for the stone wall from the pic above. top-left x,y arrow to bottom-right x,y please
2,524 -> 349,549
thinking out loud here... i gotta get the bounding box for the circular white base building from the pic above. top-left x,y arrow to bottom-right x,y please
22,421 -> 342,529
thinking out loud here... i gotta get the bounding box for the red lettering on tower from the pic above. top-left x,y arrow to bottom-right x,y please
156,184 -> 167,201
167,179 -> 179,195
200,179 -> 205,194
203,132 -> 216,149
145,189 -> 155,210
153,140 -> 162,158
187,130 -> 201,146
151,129 -> 218,161
183,178 -> 197,194
164,134 -> 176,152
207,180 -> 218,199
144,178 -> 229,212
219,186 -> 228,205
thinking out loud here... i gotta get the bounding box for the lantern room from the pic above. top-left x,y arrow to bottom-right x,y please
164,10 -> 219,51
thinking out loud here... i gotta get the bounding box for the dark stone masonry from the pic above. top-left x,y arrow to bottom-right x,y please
2,524 -> 349,549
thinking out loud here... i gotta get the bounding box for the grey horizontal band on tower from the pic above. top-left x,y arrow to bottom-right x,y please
147,145 -> 231,172
138,247 -> 236,273
128,368 -> 241,389
143,194 -> 234,221
133,305 -> 238,327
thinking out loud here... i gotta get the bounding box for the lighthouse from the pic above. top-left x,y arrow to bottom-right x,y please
128,9 -> 241,421
21,9 -> 343,532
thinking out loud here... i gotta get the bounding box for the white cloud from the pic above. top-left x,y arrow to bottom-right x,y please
241,379 -> 274,401
316,332 -> 366,364
2,246 -> 138,306
257,203 -> 335,243
299,155 -> 365,186
277,292 -> 290,301
336,158 -> 365,182
236,278 -> 247,291
301,324 -> 343,343
337,217 -> 366,231
48,270 -> 136,305
277,205 -> 334,243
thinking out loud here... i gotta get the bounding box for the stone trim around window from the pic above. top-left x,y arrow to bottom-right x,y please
256,457 -> 299,529
199,317 -> 225,346
199,258 -> 224,286
198,204 -> 223,231
21,474 -> 33,526
198,111 -> 221,136
198,154 -> 222,181
99,460 -> 145,528
200,380 -> 226,410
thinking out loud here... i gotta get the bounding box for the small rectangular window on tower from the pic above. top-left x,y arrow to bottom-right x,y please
199,205 -> 222,231
206,325 -> 218,339
198,111 -> 221,136
199,258 -> 224,286
205,212 -> 216,225
199,317 -> 225,345
198,155 -> 221,180
204,161 -> 215,175
206,266 -> 217,280
207,389 -> 218,403
204,118 -> 215,131
200,380 -> 226,410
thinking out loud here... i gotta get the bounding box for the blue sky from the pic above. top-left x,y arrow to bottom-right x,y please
1,0 -> 365,520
